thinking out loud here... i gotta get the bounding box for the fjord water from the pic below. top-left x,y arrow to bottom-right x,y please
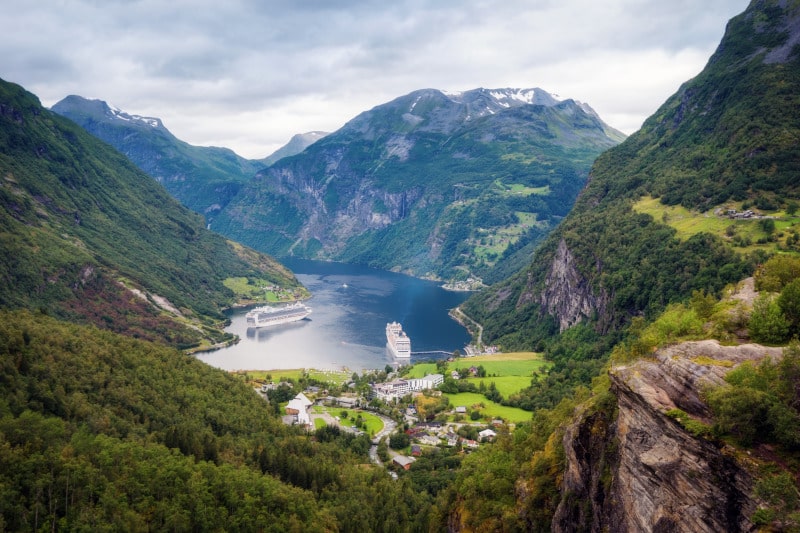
196,259 -> 472,372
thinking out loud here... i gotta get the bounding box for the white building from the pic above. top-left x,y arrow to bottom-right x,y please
479,428 -> 497,441
285,392 -> 314,426
371,379 -> 410,402
407,373 -> 444,391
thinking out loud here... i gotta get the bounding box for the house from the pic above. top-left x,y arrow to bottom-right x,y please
411,445 -> 422,456
418,434 -> 440,446
450,370 -> 460,380
479,429 -> 497,441
393,455 -> 416,470
455,406 -> 467,414
285,393 -> 313,426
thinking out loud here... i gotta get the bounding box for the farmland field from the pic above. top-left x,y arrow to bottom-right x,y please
443,392 -> 532,423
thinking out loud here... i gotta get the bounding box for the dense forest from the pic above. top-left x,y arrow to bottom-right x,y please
0,310 -> 432,531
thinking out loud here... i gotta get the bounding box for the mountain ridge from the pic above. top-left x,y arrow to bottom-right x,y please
1,78 -> 304,349
464,0 -> 800,352
213,86 -> 625,282
52,95 -> 268,220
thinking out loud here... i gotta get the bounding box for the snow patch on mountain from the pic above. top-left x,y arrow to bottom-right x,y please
104,102 -> 162,128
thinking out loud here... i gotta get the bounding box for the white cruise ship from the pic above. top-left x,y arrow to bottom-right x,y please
386,321 -> 411,358
246,302 -> 312,328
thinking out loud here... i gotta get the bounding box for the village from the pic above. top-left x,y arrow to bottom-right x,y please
259,365 -> 505,473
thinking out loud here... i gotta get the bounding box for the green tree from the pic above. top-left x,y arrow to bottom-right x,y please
778,279 -> 800,335
749,295 -> 790,345
690,289 -> 716,320
389,431 -> 410,450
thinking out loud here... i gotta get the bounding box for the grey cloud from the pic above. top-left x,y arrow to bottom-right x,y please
0,0 -> 750,157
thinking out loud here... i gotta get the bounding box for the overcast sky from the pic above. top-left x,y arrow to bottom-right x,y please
2,1 -> 750,159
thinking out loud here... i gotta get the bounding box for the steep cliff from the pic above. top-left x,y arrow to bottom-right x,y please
553,340 -> 784,532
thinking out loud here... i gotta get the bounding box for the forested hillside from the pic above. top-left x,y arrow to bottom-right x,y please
0,79 -> 304,349
52,95 -> 266,221
465,0 -> 800,357
0,310 -> 429,531
441,2 -> 800,529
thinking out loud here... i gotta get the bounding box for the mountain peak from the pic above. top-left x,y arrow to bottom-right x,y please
53,95 -> 164,130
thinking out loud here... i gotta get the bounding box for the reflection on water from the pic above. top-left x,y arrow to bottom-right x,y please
245,320 -> 310,342
195,259 -> 472,372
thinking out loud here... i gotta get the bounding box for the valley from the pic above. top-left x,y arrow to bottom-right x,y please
3,1 -> 800,531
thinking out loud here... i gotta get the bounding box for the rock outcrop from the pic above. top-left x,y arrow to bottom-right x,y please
531,239 -> 609,332
554,340 -> 783,532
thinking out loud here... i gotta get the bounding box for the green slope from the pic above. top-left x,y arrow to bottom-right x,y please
466,0 -> 800,355
0,79 -> 304,349
52,95 -> 265,220
0,310 -> 429,531
212,88 -> 624,282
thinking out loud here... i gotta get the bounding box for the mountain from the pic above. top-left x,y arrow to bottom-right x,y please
51,95 -> 266,221
0,79 -> 305,349
444,3 -> 800,530
463,0 -> 800,352
211,87 -> 626,282
262,131 -> 329,166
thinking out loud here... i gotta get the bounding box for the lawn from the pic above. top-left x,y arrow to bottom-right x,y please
312,406 -> 384,436
233,368 -> 351,386
443,392 -> 531,423
405,352 -> 545,379
450,355 -> 547,378
404,353 -> 546,399
464,376 -> 533,398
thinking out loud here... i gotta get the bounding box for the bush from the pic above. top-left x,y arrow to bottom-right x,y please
749,294 -> 790,345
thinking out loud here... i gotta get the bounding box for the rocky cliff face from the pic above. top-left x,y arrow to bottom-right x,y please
522,239 -> 609,332
553,340 -> 783,532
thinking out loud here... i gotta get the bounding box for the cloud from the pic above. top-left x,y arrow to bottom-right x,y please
1,0 -> 750,158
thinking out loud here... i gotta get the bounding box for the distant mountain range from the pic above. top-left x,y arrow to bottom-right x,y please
212,87 -> 626,282
262,131 -> 329,166
51,97 -> 326,222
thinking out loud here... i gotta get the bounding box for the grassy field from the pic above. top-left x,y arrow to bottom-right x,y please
633,195 -> 800,254
405,352 -> 545,401
464,376 -> 533,398
232,368 -> 351,386
472,211 -> 543,265
310,406 -> 384,436
443,392 -> 532,423
406,352 -> 545,377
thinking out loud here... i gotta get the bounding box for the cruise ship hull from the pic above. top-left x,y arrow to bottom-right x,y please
246,302 -> 312,328
386,322 -> 411,358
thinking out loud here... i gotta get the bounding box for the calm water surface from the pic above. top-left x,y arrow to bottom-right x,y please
195,259 -> 472,372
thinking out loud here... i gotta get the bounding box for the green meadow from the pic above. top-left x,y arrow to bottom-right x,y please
443,392 -> 532,423
405,352 -> 546,381
633,195 -> 800,254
